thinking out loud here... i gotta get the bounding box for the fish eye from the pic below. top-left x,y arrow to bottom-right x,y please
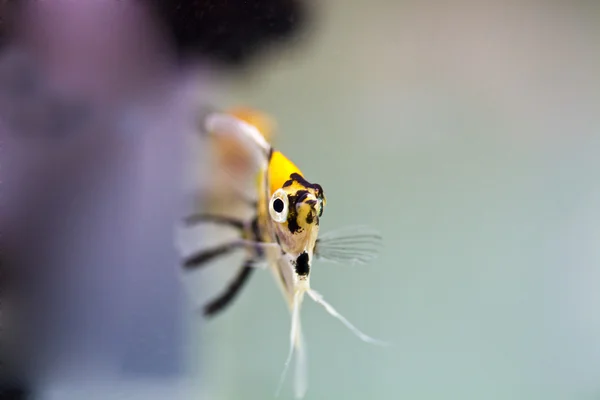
273,198 -> 284,213
269,189 -> 289,223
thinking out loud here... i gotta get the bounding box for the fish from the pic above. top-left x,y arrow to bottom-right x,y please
182,110 -> 387,398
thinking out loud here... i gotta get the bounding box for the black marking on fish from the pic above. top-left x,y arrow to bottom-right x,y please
282,173 -> 325,199
287,194 -> 302,234
198,213 -> 272,317
304,199 -> 319,223
305,210 -> 314,224
268,147 -> 275,161
295,189 -> 310,203
184,214 -> 245,230
283,178 -> 294,188
289,173 -> 324,198
250,216 -> 266,258
203,260 -> 256,317
294,252 -> 310,276
184,242 -> 241,269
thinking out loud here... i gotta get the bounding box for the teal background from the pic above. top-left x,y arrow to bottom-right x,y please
193,2 -> 600,399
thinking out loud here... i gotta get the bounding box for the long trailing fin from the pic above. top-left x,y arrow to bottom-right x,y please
276,290 -> 306,398
294,323 -> 308,399
307,289 -> 389,346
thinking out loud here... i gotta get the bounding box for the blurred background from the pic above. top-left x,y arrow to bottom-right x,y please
2,1 -> 600,400
198,1 -> 600,400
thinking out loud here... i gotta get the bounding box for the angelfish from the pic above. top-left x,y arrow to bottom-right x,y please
182,111 -> 387,398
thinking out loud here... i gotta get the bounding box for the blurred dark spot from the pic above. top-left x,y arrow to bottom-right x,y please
0,0 -> 310,69
0,385 -> 29,400
0,0 -> 20,50
145,0 -> 309,67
